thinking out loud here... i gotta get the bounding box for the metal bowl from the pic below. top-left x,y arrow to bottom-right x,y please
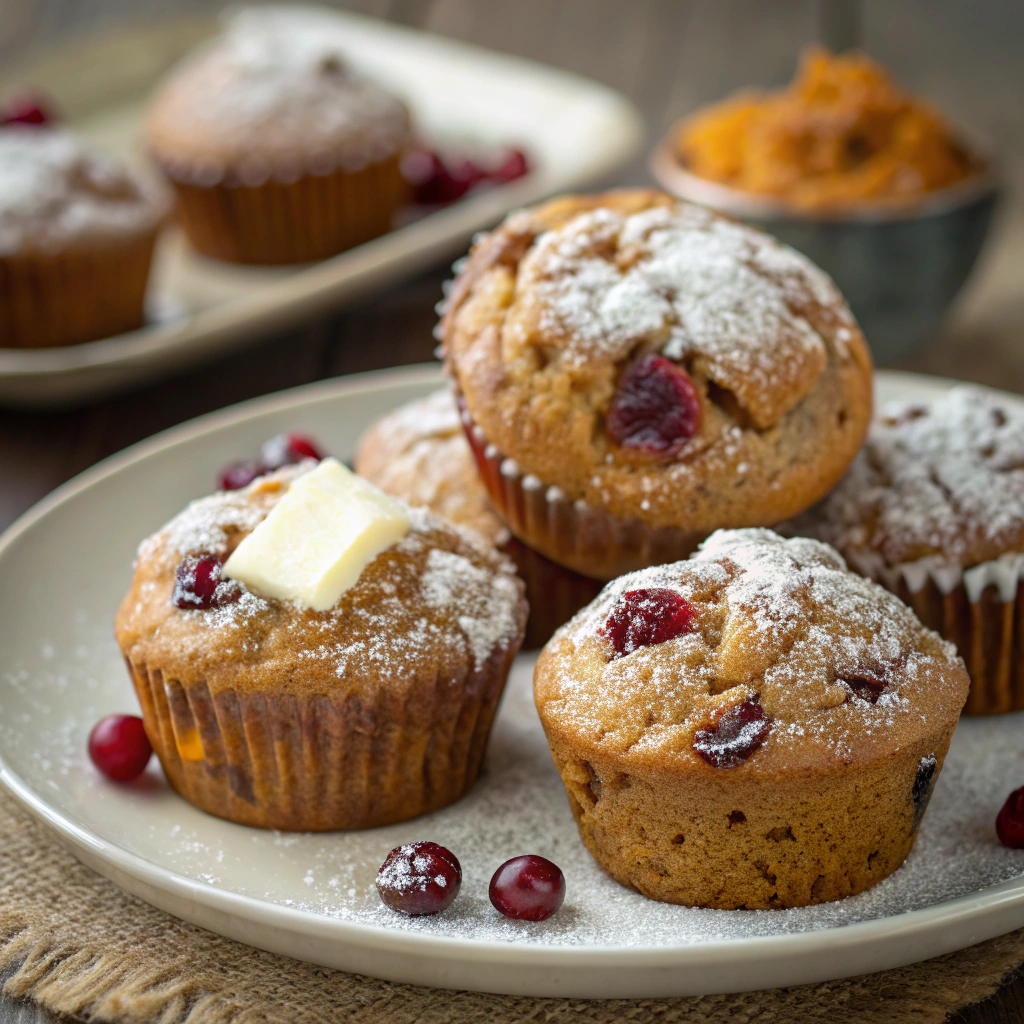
651,123 -> 1000,364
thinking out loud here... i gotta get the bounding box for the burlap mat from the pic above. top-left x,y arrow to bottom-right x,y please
1,788 -> 1022,1024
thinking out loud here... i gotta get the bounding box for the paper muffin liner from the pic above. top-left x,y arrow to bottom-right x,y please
457,396 -> 708,580
159,151 -> 409,265
847,550 -> 1024,715
0,232 -> 158,348
501,535 -> 603,648
125,638 -> 518,831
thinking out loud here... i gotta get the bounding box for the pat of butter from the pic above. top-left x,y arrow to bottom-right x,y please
223,458 -> 410,611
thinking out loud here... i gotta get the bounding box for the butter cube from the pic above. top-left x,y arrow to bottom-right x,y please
223,458 -> 410,611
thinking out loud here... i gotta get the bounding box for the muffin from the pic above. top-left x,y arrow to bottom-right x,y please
787,387 -> 1024,715
355,388 -> 603,648
145,8 -> 411,264
534,529 -> 969,909
0,126 -> 167,348
115,460 -> 527,830
440,188 -> 873,579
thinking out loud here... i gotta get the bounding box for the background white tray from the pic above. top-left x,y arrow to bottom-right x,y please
1,365 -> 1023,998
0,11 -> 642,406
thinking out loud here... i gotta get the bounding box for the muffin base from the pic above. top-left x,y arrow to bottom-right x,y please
459,400 -> 707,580
162,153 -> 409,265
881,559 -> 1024,715
126,641 -> 517,831
543,728 -> 955,909
0,232 -> 158,348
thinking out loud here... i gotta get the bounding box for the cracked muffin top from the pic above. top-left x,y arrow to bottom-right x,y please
440,189 -> 873,531
355,388 -> 509,548
785,387 -> 1024,572
534,529 -> 967,775
116,465 -> 526,698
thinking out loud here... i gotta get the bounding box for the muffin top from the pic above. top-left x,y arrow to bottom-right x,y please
145,8 -> 411,184
355,388 -> 509,548
0,127 -> 167,256
787,387 -> 1024,571
535,529 -> 967,775
441,189 -> 872,530
115,465 -> 526,698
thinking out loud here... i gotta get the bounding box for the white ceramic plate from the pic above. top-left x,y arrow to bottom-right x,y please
0,12 -> 642,408
2,365 -> 1024,999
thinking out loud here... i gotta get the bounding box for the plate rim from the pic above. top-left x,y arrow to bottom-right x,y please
2,364 -> 1023,992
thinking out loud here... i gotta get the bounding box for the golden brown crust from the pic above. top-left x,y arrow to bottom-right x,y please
533,529 -> 968,907
441,189 -> 873,534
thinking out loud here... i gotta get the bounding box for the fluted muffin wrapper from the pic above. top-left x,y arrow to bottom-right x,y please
502,534 -> 603,648
458,399 -> 708,580
157,151 -> 409,265
125,638 -> 518,831
847,550 -> 1024,715
0,232 -> 157,348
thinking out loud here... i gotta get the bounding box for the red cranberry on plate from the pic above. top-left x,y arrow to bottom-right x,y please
173,554 -> 241,610
692,698 -> 772,769
376,841 -> 462,915
1,91 -> 56,127
490,147 -> 530,183
489,855 -> 565,922
217,431 -> 325,490
88,714 -> 152,781
996,787 -> 1024,848
599,587 -> 696,659
608,353 -> 702,456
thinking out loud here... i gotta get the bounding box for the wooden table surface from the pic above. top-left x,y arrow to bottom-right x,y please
1,0 -> 1023,1020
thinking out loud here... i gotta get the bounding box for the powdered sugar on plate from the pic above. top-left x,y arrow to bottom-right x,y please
516,203 -> 847,428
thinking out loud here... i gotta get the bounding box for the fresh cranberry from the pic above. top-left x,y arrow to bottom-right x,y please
845,673 -> 886,704
376,841 -> 462,915
259,431 -> 324,470
218,459 -> 264,491
599,587 -> 695,659
490,147 -> 530,183
693,699 -> 772,768
607,353 -> 702,456
489,855 -> 565,922
173,555 -> 241,610
1,91 -> 56,127
88,715 -> 152,781
402,147 -> 484,205
997,787 -> 1024,848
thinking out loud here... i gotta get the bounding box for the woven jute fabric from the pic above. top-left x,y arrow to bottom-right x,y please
0,789 -> 1021,1024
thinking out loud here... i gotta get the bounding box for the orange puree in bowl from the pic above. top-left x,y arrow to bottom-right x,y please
676,48 -> 980,210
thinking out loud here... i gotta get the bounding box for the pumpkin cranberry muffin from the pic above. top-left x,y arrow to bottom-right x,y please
115,460 -> 526,831
787,387 -> 1024,715
534,529 -> 968,909
0,126 -> 167,348
440,188 -> 873,579
145,8 -> 411,264
355,388 -> 603,648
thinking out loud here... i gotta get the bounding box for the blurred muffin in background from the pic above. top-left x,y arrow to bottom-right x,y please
675,47 -> 983,211
0,124 -> 167,348
145,7 -> 412,264
356,388 -> 603,649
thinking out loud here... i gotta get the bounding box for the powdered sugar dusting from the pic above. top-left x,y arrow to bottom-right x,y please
517,204 -> 844,427
791,387 -> 1024,567
0,128 -> 165,256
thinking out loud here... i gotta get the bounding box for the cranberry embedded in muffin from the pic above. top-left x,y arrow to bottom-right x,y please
534,528 -> 968,908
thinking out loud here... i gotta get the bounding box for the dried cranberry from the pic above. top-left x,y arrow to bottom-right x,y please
88,714 -> 152,781
489,855 -> 565,922
997,787 -> 1024,848
845,674 -> 886,704
490,147 -> 530,183
599,587 -> 695,659
401,147 -> 485,205
173,555 -> 241,610
376,841 -> 462,915
218,459 -> 264,491
693,699 -> 772,768
1,91 -> 56,127
607,354 -> 701,456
